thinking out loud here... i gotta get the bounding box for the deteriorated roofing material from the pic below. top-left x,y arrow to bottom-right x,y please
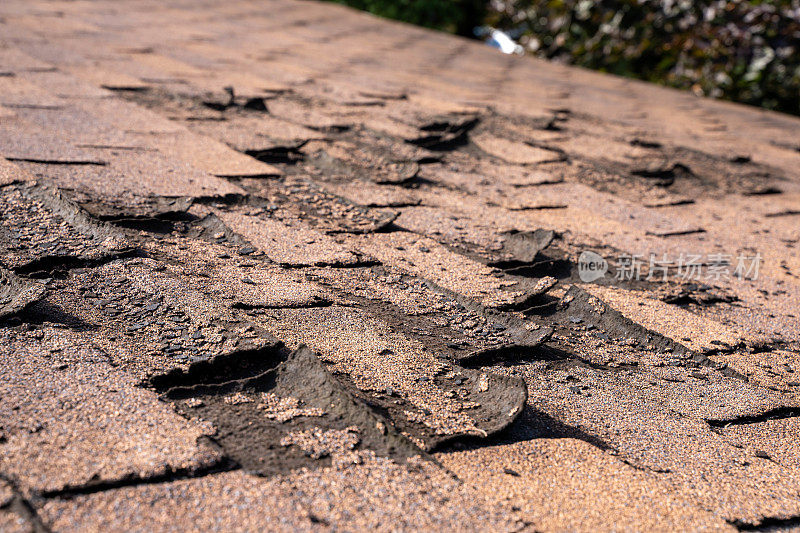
38,455 -> 524,533
43,256 -> 281,379
0,267 -> 44,320
0,328 -> 221,496
436,439 -> 733,532
0,510 -> 31,533
0,0 -> 799,531
265,305 -> 527,449
0,183 -> 131,271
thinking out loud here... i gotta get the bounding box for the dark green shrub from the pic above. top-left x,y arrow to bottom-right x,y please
487,0 -> 800,115
330,0 -> 487,36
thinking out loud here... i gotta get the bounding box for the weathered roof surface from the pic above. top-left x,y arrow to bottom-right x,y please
0,0 -> 799,530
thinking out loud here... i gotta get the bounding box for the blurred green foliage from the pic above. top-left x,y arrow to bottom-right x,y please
329,0 -> 487,36
488,0 -> 800,115
332,0 -> 800,115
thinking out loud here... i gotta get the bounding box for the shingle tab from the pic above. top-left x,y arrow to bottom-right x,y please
0,328 -> 221,496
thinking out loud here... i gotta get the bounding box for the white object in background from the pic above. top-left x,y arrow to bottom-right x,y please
487,29 -> 524,55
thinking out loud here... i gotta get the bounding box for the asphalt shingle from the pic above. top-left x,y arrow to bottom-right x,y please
0,0 -> 799,530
